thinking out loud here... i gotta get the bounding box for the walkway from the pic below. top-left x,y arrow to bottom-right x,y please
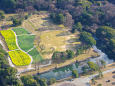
55,68 -> 115,86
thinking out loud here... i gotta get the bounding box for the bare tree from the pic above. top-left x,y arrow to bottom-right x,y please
64,12 -> 74,29
25,6 -> 35,15
16,8 -> 25,19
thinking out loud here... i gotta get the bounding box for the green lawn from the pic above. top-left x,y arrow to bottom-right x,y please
17,35 -> 35,52
28,48 -> 43,63
13,28 -> 30,35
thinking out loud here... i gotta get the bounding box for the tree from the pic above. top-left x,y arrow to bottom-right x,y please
77,12 -> 93,26
82,65 -> 89,74
96,26 -> 115,60
39,78 -> 47,86
97,84 -> 102,86
87,61 -> 99,71
21,75 -> 38,86
98,70 -> 103,78
50,13 -> 65,24
72,70 -> 79,78
75,0 -> 82,6
12,18 -> 23,26
96,26 -> 115,39
39,44 -> 45,52
48,78 -> 56,85
100,60 -> 106,68
52,51 -> 67,63
91,78 -> 96,85
110,39 -> 115,49
73,22 -> 82,32
66,50 -> 74,59
0,10 -> 5,20
64,12 -> 74,28
56,13 -> 64,24
6,67 -> 17,76
16,8 -> 25,19
80,31 -> 96,47
25,6 -> 35,15
0,0 -> 16,12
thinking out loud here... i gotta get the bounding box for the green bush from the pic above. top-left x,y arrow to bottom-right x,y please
49,78 -> 56,85
12,18 -> 23,26
50,13 -> 64,24
72,70 -> 79,78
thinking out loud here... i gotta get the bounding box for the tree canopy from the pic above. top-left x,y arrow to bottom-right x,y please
80,31 -> 96,47
96,26 -> 115,60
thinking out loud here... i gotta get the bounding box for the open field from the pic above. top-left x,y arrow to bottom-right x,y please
22,14 -> 50,31
22,13 -> 68,34
9,50 -> 31,66
13,28 -> 30,35
0,30 -> 18,50
17,35 -> 35,52
37,30 -> 80,59
22,13 -> 82,59
40,30 -> 70,52
28,48 -> 42,63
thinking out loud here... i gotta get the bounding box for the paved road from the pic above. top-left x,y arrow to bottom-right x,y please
55,68 -> 115,86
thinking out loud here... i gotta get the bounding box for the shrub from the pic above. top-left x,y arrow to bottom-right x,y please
49,78 -> 56,85
72,70 -> 79,78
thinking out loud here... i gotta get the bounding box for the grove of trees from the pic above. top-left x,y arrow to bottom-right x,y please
96,26 -> 115,60
80,31 -> 96,48
52,50 -> 75,63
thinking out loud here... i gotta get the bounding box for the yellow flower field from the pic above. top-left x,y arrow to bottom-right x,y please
9,50 -> 31,66
1,29 -> 31,66
0,30 -> 18,50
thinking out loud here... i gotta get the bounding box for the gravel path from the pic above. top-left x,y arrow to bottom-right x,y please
0,39 -> 16,67
27,46 -> 35,53
0,40 -> 5,49
17,34 -> 35,36
12,30 -> 35,74
56,68 -> 115,86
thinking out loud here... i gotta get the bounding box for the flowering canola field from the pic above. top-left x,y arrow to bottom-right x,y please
9,50 -> 31,66
0,29 -> 31,66
0,30 -> 18,50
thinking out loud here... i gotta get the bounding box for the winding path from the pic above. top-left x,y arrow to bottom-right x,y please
12,30 -> 33,64
11,30 -> 35,74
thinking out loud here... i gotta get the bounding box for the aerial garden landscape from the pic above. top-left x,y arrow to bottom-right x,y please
0,12 -> 114,86
0,11 -> 114,86
0,0 -> 115,86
